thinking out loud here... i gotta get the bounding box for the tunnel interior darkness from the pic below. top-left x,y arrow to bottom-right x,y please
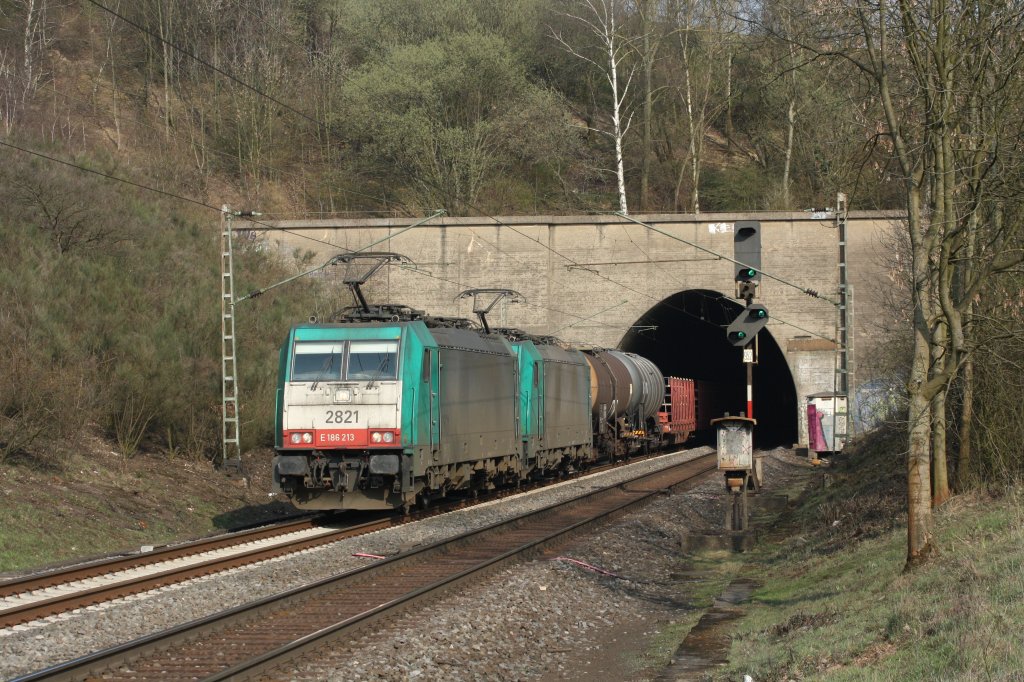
618,289 -> 798,447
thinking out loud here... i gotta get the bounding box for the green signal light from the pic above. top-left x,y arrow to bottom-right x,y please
733,331 -> 747,339
741,268 -> 756,278
755,309 -> 767,319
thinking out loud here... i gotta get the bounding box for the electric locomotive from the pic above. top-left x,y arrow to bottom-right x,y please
274,313 -> 529,512
271,281 -> 706,513
270,254 -> 711,512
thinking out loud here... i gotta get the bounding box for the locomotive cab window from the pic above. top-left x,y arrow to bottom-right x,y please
347,341 -> 399,380
292,341 -> 344,382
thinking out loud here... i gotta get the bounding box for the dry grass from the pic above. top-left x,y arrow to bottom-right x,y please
718,429 -> 1024,681
0,432 -> 290,573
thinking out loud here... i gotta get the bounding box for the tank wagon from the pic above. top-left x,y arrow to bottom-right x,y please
273,316 -> 712,512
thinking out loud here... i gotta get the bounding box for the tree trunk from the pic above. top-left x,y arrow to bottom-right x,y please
906,336 -> 935,566
906,188 -> 937,566
931,386 -> 950,507
956,357 -> 974,489
725,50 -> 733,151
639,0 -> 654,212
604,2 -> 628,215
782,97 -> 795,208
157,0 -> 172,140
105,13 -> 122,150
681,31 -> 700,214
781,43 -> 798,209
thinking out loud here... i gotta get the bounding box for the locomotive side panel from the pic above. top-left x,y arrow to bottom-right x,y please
435,346 -> 520,463
537,346 -> 592,454
429,327 -> 520,467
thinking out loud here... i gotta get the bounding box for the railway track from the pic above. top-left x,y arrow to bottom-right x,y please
0,515 -> 397,629
0,451 -> 656,630
14,453 -> 715,682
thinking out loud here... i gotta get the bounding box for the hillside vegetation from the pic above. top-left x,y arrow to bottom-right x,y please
0,0 -> 905,469
0,0 -> 1022,571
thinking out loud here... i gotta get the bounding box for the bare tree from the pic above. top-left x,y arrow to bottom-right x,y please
0,0 -> 54,132
762,0 -> 1024,566
666,0 -> 732,213
636,0 -> 656,211
552,0 -> 637,214
20,0 -> 49,99
841,0 -> 1024,564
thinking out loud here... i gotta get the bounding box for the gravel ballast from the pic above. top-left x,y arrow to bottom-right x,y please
0,447 -> 813,681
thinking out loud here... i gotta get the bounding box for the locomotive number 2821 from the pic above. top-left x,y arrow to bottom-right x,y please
325,410 -> 360,424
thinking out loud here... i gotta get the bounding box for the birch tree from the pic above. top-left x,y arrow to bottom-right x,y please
0,0 -> 53,132
667,0 -> 731,213
551,0 -> 636,214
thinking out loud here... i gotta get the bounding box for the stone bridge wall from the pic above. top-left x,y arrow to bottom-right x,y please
241,211 -> 903,446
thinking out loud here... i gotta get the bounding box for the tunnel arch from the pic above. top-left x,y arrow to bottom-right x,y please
617,289 -> 797,447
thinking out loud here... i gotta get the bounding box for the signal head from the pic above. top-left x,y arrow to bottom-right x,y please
725,304 -> 770,347
737,267 -> 757,281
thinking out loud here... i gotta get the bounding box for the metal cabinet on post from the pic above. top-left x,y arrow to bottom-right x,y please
711,416 -> 757,531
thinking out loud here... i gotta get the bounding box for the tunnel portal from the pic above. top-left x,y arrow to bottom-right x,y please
618,289 -> 798,447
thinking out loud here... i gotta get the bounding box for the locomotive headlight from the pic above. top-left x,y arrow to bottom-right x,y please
382,431 -> 395,443
371,432 -> 383,443
301,432 -> 313,444
290,433 -> 301,444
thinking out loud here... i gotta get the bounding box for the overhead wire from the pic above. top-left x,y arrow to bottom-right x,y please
6,127 -> 833,344
171,0 -> 808,341
84,0 -> 396,210
64,3 -> 838,345
618,212 -> 840,306
390,263 -> 597,326
0,138 -> 350,253
380,225 -> 743,348
84,0 -> 321,127
1,138 -> 223,213
430,216 -> 833,343
23,72 -> 304,188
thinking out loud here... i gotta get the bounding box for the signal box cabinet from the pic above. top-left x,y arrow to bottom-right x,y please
711,416 -> 756,471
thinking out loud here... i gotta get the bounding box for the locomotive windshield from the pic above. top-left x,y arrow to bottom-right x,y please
291,339 -> 399,382
292,342 -> 344,381
347,341 -> 399,380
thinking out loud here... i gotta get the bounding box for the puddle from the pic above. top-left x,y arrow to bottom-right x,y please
656,577 -> 758,680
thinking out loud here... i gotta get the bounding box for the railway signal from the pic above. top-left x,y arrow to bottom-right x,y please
726,304 -> 769,347
734,220 -> 761,301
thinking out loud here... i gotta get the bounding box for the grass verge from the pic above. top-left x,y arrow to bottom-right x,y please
720,430 -> 1024,681
0,438 -> 289,574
